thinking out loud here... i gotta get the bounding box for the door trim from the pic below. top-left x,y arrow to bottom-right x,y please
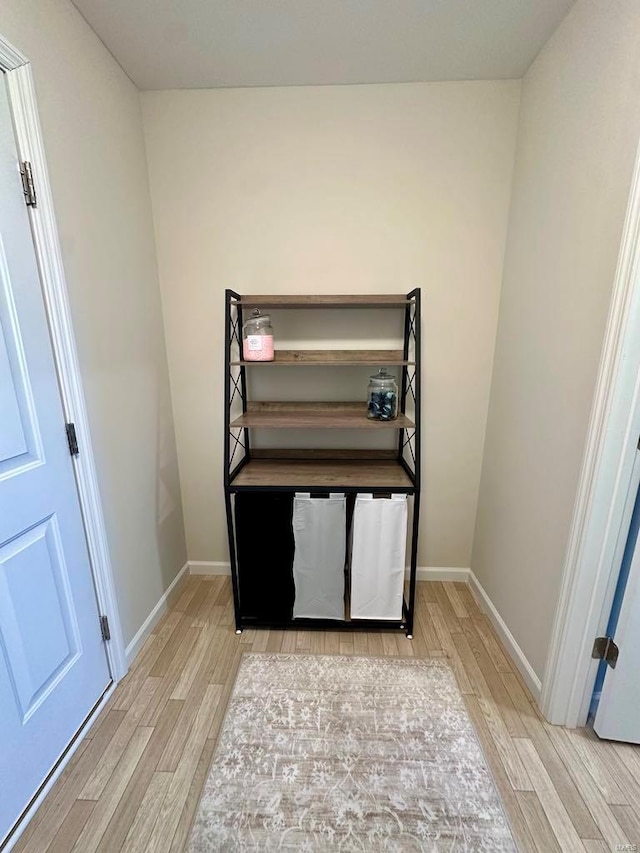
541,133 -> 640,726
0,35 -> 127,682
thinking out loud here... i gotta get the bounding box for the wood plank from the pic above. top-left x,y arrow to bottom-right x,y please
461,620 -> 528,739
543,724 -> 629,847
79,677 -> 160,800
455,583 -> 483,619
514,738 -> 588,853
232,402 -> 414,430
324,631 -> 341,654
168,738 -> 217,853
266,629 -> 285,652
611,804 -> 640,842
172,579 -> 201,614
158,670 -> 220,773
113,611 -> 184,712
515,791 -> 563,853
184,580 -> 211,618
207,648 -> 243,743
584,738 -> 640,815
147,613 -> 193,679
94,699 -> 184,853
613,740 -> 640,779
70,727 -> 153,853
381,633 -> 399,656
432,582 -> 462,634
414,605 -> 441,653
145,685 -> 222,853
427,603 -> 473,695
471,613 -> 513,673
395,633 -> 416,657
517,714 -> 603,840
582,841 -> 611,853
45,800 -> 95,853
250,628 -> 270,651
232,349 -> 412,366
366,632 -> 384,656
140,629 -> 200,727
419,581 -> 439,605
281,630 -> 298,652
232,294 -> 413,308
120,772 -> 173,853
170,627 -> 214,701
231,458 -> 413,489
296,631 -> 313,651
442,581 -> 470,619
452,633 -> 532,791
564,728 -> 629,806
464,697 -> 539,853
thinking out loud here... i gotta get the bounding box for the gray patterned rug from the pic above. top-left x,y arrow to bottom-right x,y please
187,653 -> 517,851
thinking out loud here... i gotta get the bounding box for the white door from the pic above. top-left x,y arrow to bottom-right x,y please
0,76 -> 111,843
593,451 -> 640,743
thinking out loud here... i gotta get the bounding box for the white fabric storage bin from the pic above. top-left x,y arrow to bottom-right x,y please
350,494 -> 408,620
292,493 -> 346,620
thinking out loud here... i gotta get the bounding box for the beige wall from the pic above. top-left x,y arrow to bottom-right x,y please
472,0 -> 640,679
141,81 -> 521,568
1,0 -> 187,646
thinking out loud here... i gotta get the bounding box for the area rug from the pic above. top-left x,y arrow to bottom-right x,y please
187,654 -> 517,852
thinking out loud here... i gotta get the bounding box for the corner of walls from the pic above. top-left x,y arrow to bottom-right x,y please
468,571 -> 542,701
124,561 -> 191,666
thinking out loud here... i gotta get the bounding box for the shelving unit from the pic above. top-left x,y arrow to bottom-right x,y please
223,288 -> 421,636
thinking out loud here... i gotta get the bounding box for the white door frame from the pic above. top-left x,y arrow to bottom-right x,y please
0,35 -> 127,683
541,134 -> 640,727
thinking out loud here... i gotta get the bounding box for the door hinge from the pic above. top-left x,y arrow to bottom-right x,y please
100,615 -> 111,642
65,422 -> 79,456
591,636 -> 619,668
20,161 -> 37,207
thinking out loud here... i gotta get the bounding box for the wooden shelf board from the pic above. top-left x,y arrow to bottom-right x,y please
231,349 -> 412,366
251,449 -> 397,460
231,402 -> 414,429
230,458 -> 414,489
231,294 -> 412,309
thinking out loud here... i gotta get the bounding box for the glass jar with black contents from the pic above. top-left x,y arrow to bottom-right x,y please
367,369 -> 398,420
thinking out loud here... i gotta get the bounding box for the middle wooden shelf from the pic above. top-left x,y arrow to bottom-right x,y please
230,401 -> 415,430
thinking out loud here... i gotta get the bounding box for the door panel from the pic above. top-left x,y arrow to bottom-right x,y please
0,516 -> 81,722
0,242 -> 41,472
0,75 -> 110,843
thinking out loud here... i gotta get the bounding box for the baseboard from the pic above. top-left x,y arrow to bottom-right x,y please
124,562 -> 190,666
185,561 -> 539,698
468,570 -> 542,701
188,562 -> 470,583
413,567 -> 470,582
188,561 -> 231,575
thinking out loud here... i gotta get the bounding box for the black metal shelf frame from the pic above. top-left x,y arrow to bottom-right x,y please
223,288 -> 422,637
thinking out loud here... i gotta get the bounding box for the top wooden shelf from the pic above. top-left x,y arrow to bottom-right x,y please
230,294 -> 413,309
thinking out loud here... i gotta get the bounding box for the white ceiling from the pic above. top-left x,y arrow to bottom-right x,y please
71,0 -> 575,90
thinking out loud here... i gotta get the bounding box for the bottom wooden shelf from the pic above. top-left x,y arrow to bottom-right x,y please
229,457 -> 414,490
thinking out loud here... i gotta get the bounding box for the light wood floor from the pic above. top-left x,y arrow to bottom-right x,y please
11,576 -> 640,853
